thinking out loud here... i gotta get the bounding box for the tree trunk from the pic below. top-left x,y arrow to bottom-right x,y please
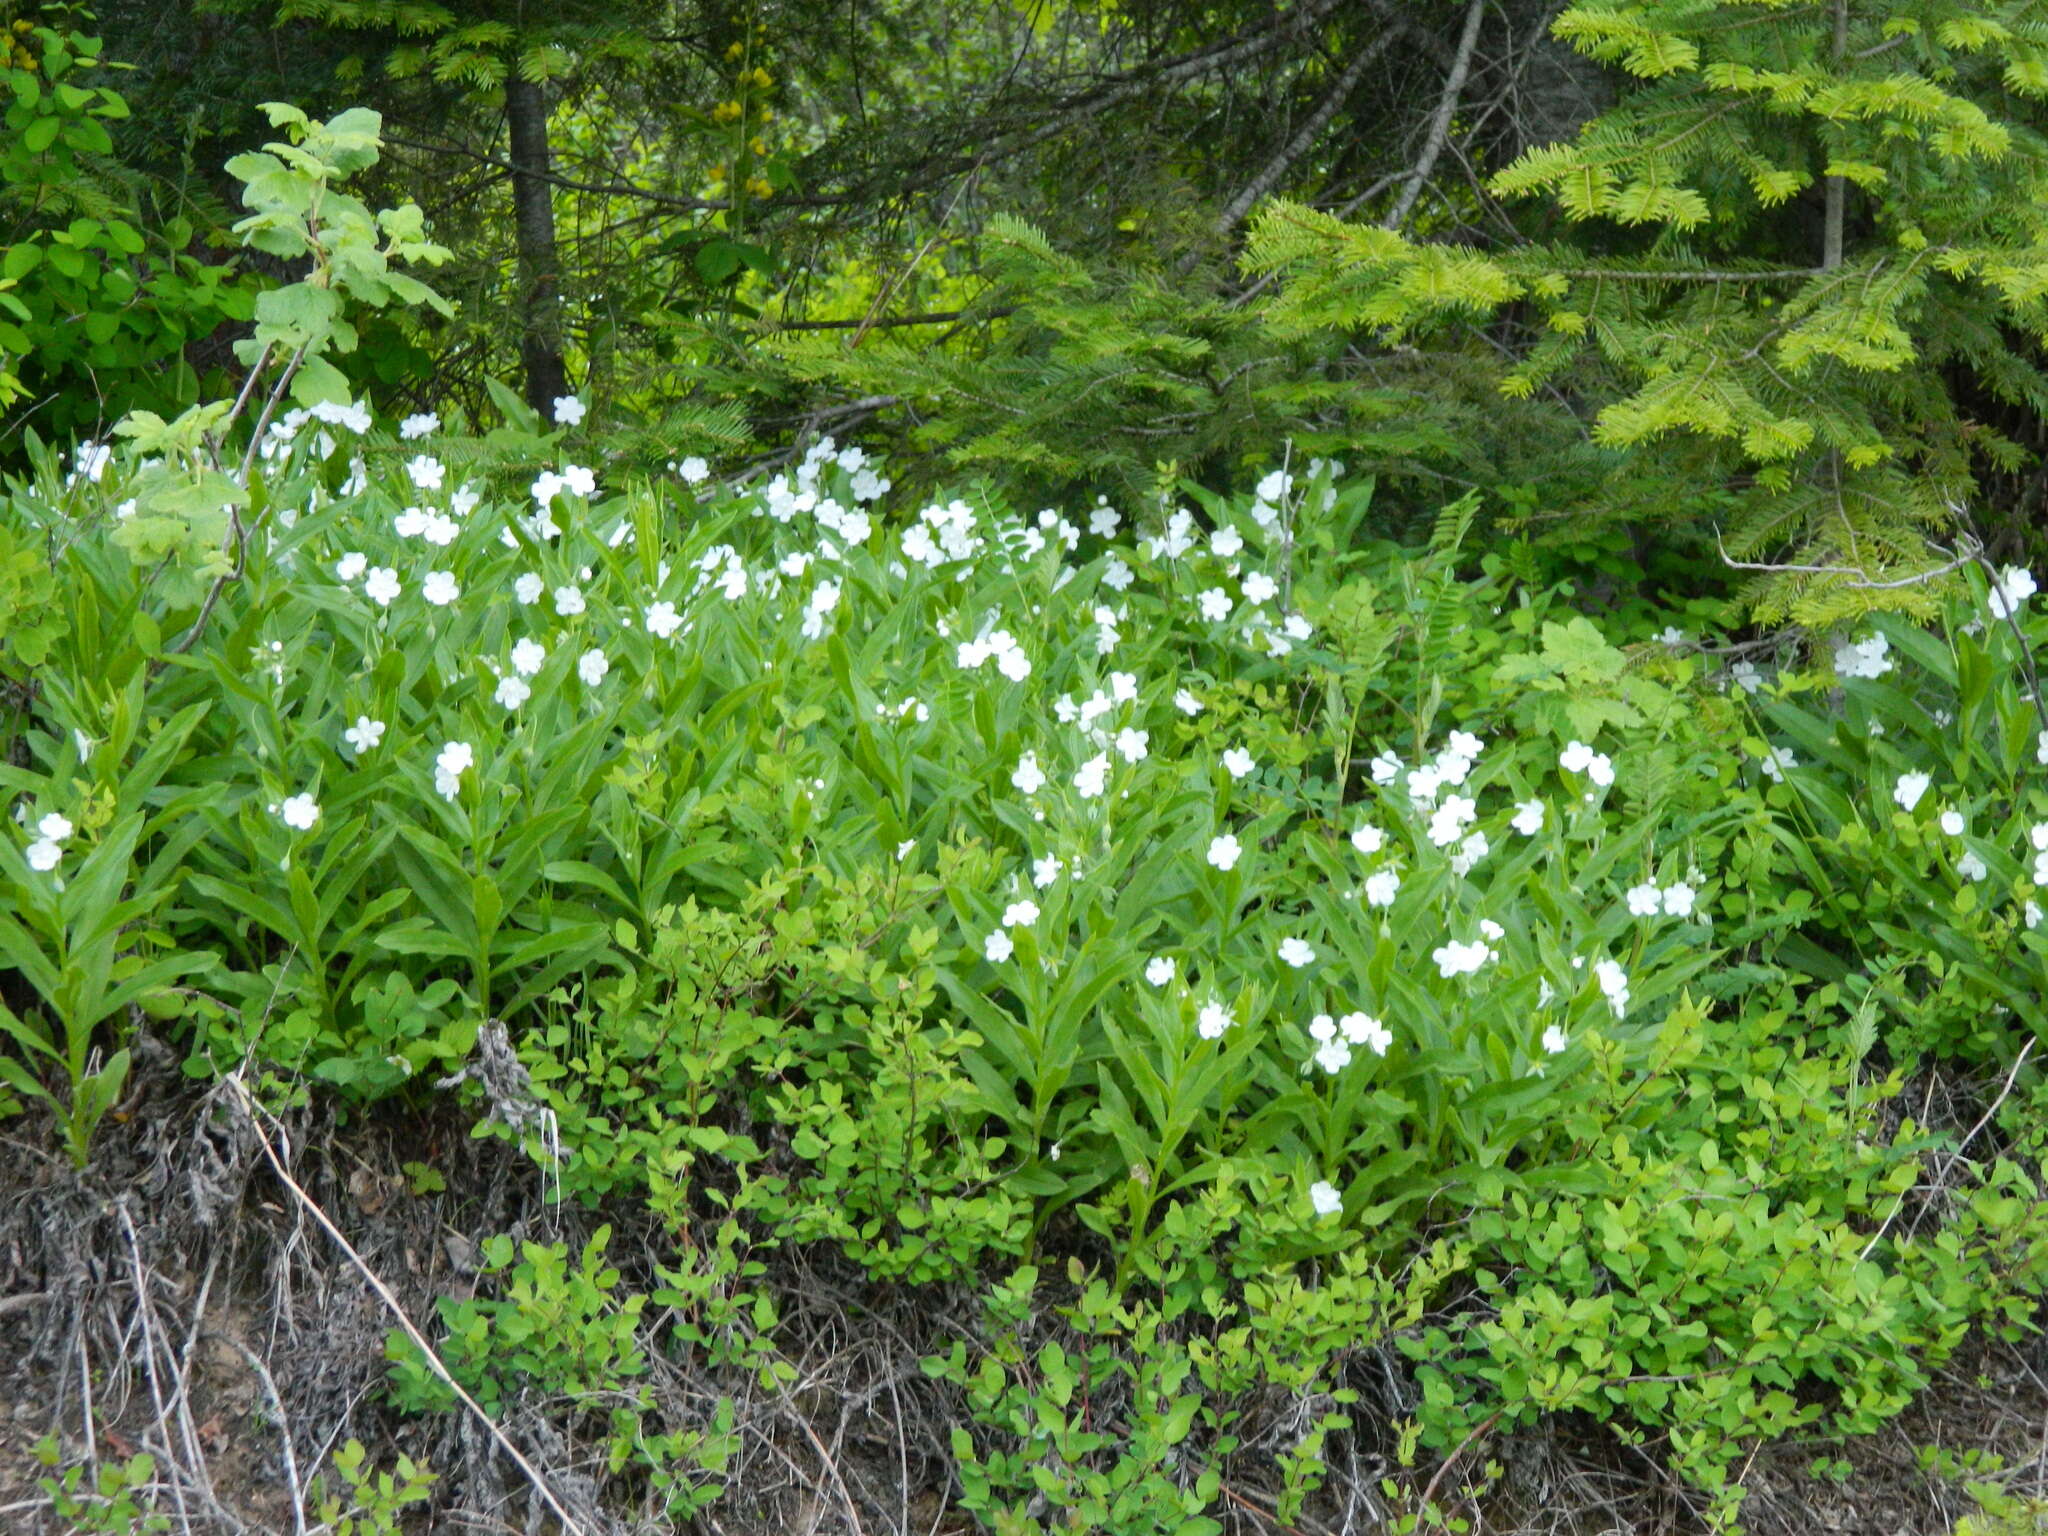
505,71 -> 568,414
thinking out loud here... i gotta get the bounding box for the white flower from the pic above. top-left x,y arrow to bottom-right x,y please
1197,1001 -> 1233,1039
1110,672 -> 1139,704
1278,936 -> 1316,968
1406,765 -> 1443,805
1309,1181 -> 1342,1218
1032,855 -> 1064,889
1174,688 -> 1203,716
1511,799 -> 1544,836
422,571 -> 460,607
1433,940 -> 1492,978
1957,850 -> 1989,883
553,394 -> 586,426
393,506 -> 429,539
802,581 -> 843,642
554,585 -> 586,616
561,463 -> 596,498
433,740 -> 474,801
1427,795 -> 1477,848
495,673 -> 532,709
1012,752 -> 1047,795
1211,526 -> 1243,557
1626,882 -> 1662,917
1542,1025 -> 1570,1055
1662,883 -> 1696,918
1312,1033 -> 1352,1075
984,929 -> 1015,963
1450,832 -> 1489,876
422,513 -> 460,547
1223,747 -> 1255,781
399,412 -> 439,440
2028,901 -> 2043,931
896,839 -> 916,862
1585,753 -> 1614,787
1198,587 -> 1232,622
577,648 -> 609,686
1758,746 -> 1796,782
1657,627 -> 1686,647
344,716 -> 385,755
1206,834 -> 1242,871
1145,956 -> 1175,987
405,454 -> 444,492
2039,730 -> 2048,767
1341,1012 -> 1391,1055
1447,730 -> 1483,760
1350,824 -> 1385,855
362,567 -> 400,607
1479,919 -> 1505,942
1834,631 -> 1894,678
1363,869 -> 1400,908
25,839 -> 61,873
1990,566 -> 2038,620
1560,740 -> 1595,773
335,551 -> 367,583
678,455 -> 710,484
1369,752 -> 1401,784
1894,773 -> 1930,812
1114,729 -> 1149,763
1074,755 -> 1110,798
2032,823 -> 2048,854
1940,809 -> 1966,837
514,573 -> 544,605
36,813 -> 73,842
1001,899 -> 1040,929
1594,958 -> 1630,1017
68,440 -> 110,484
1242,571 -> 1277,605
278,793 -> 320,831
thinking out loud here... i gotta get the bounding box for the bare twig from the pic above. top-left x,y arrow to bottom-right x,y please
786,1398 -> 869,1536
1383,0 -> 1487,231
223,1076 -> 589,1536
115,1200 -> 195,1534
1215,31 -> 1398,238
1714,525 -> 1982,590
214,1333 -> 309,1536
1415,1405 -> 1506,1520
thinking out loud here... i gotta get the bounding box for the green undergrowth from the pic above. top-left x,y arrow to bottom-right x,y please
8,105 -> 2048,1536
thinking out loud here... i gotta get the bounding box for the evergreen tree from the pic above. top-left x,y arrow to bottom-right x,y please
1248,0 -> 2048,621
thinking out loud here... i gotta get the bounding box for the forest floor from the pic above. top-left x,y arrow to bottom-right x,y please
2,1032 -> 2043,1536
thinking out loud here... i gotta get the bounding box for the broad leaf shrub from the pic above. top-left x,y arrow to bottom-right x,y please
7,399 -> 2048,1526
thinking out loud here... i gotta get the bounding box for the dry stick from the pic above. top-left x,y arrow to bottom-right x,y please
215,1333 -> 308,1536
1414,1405 -> 1506,1523
1897,1038 -> 2040,1252
1714,526 -> 1982,590
1213,30 -> 1399,239
787,1400 -> 869,1536
1383,0 -> 1486,232
223,1078 -> 588,1536
77,1328 -> 98,1464
115,1200 -> 195,1536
